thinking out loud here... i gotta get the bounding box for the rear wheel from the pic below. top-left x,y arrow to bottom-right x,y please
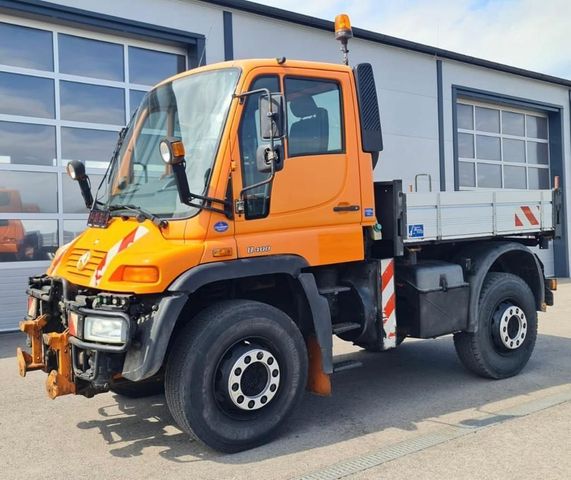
165,300 -> 308,453
454,272 -> 538,379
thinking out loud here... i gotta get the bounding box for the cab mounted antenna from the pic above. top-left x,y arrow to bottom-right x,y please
334,14 -> 353,65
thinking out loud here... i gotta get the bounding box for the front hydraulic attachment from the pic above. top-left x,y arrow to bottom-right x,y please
16,314 -> 48,377
44,330 -> 76,399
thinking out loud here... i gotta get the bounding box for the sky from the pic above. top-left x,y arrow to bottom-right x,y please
259,0 -> 571,80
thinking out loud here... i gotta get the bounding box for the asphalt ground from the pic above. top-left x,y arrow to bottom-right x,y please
1,283 -> 570,479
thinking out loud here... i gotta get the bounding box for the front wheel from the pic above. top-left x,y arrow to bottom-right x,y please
454,272 -> 538,379
165,300 -> 308,453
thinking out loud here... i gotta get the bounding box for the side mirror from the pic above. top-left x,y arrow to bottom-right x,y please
259,93 -> 285,140
66,160 -> 93,209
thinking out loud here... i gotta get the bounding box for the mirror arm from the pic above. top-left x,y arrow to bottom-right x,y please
239,154 -> 276,200
78,176 -> 93,209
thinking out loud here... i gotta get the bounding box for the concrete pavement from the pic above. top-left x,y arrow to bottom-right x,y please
1,283 -> 570,479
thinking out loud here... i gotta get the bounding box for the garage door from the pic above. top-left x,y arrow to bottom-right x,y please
455,98 -> 555,276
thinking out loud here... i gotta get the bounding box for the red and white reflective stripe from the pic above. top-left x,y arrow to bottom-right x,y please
514,205 -> 540,228
90,226 -> 149,287
381,258 -> 397,350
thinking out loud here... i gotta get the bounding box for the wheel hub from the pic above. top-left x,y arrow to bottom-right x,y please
225,346 -> 280,411
494,303 -> 527,350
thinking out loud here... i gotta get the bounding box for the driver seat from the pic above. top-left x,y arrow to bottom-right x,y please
288,95 -> 329,156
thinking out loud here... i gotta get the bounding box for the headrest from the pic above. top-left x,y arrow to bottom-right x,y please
290,95 -> 318,118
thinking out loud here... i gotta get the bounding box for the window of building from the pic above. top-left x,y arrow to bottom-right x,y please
0,19 -> 188,264
128,46 -> 186,86
285,77 -> 343,157
457,100 -> 550,190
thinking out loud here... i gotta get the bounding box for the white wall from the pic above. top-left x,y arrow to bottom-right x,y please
231,10 -> 440,192
50,0 -> 226,63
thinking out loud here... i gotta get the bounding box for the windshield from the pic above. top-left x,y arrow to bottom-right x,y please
99,68 -> 240,218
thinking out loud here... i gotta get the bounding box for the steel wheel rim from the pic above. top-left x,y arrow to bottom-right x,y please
214,339 -> 282,416
492,302 -> 527,351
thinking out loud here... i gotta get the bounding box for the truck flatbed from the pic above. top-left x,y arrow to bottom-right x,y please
374,182 -> 559,254
403,189 -> 555,244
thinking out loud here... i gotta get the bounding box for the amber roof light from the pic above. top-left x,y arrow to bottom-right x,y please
334,13 -> 353,41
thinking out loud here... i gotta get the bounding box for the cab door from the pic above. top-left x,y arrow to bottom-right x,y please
232,67 -> 363,266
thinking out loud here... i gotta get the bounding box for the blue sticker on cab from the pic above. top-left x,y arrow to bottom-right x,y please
364,208 -> 374,217
408,224 -> 424,238
214,221 -> 229,233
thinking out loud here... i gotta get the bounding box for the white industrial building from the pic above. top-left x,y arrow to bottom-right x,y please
0,0 -> 569,330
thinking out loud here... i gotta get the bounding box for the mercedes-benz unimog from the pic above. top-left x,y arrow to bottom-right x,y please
17,15 -> 559,452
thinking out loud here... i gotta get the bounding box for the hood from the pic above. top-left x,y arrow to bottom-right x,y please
48,217 -> 204,294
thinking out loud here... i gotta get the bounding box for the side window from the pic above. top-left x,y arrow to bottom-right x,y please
285,77 -> 343,157
238,75 -> 281,219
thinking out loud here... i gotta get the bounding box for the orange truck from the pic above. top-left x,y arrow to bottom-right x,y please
17,16 -> 559,452
0,189 -> 25,257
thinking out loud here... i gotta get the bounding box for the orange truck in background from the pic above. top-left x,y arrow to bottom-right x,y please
17,16 -> 559,452
0,189 -> 43,261
0,189 -> 25,256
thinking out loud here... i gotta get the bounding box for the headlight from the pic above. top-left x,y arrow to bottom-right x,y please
83,315 -> 128,344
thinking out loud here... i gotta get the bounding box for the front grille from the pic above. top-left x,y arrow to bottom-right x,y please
65,248 -> 106,280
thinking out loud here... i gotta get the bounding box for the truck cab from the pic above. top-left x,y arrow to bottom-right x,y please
17,23 -> 558,453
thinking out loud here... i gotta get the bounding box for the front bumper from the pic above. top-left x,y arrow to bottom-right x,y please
17,275 -> 188,398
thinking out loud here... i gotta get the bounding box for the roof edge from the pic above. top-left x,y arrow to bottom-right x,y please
204,0 -> 571,89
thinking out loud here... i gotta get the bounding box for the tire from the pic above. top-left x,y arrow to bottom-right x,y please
454,272 -> 538,379
110,373 -> 164,398
165,300 -> 308,453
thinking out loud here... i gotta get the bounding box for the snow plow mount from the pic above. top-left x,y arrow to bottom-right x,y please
17,314 -> 48,377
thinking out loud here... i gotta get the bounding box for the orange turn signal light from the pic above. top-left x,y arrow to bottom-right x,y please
120,266 -> 159,283
546,278 -> 557,291
171,140 -> 185,159
334,13 -> 353,40
213,247 -> 233,258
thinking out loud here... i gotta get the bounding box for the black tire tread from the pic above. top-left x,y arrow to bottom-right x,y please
454,272 -> 537,379
165,299 -> 307,452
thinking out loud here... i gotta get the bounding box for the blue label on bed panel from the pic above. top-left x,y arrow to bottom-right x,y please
408,224 -> 424,238
364,208 -> 374,217
214,221 -> 229,233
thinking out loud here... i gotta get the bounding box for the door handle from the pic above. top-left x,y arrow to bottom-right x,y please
333,204 -> 360,212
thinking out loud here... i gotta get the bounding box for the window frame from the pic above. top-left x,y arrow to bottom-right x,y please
237,73 -> 282,220
284,75 -> 345,158
456,98 -> 550,191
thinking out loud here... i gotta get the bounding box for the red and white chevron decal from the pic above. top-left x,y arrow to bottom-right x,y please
381,258 -> 397,350
90,226 -> 149,287
514,205 -> 540,228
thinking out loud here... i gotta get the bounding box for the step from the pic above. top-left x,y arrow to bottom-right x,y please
333,360 -> 363,373
332,322 -> 362,335
318,285 -> 351,295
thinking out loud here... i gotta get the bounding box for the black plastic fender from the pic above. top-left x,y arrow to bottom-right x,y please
455,241 -> 545,332
123,255 -> 334,380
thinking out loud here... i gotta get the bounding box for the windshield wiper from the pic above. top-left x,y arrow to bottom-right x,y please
109,204 -> 168,229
